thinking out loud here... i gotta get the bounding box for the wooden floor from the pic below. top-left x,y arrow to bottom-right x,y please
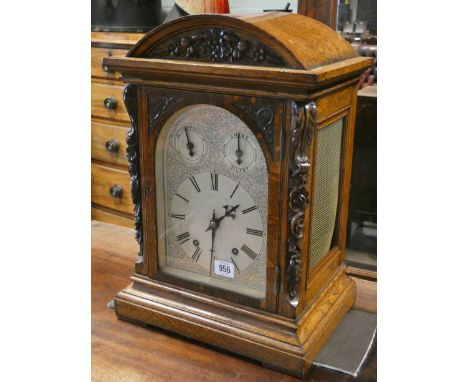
92,221 -> 376,381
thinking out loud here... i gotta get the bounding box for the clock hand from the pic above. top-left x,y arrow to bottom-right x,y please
210,227 -> 216,255
205,204 -> 240,232
185,127 -> 195,157
235,133 -> 243,165
208,209 -> 216,275
203,204 -> 239,275
215,204 -> 240,223
205,209 -> 219,232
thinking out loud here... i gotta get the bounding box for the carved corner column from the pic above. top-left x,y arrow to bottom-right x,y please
123,84 -> 144,270
285,101 -> 316,308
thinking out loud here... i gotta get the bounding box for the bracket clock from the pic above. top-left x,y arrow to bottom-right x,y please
105,13 -> 373,378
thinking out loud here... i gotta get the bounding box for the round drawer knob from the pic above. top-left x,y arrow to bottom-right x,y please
102,63 -> 114,73
104,97 -> 117,110
109,184 -> 123,198
105,140 -> 119,153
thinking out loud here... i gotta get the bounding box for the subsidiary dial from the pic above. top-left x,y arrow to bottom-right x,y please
175,125 -> 207,164
223,132 -> 258,172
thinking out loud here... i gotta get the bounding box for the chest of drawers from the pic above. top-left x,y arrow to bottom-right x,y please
91,32 -> 144,228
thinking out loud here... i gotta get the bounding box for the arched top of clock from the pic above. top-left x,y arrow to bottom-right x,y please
126,13 -> 357,70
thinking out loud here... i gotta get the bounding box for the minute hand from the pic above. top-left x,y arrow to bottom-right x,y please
235,133 -> 243,164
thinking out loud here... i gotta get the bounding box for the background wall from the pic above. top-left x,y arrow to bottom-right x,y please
356,0 -> 376,34
161,0 -> 298,18
337,0 -> 377,34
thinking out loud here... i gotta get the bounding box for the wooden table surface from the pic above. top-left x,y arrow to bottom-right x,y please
92,221 -> 376,381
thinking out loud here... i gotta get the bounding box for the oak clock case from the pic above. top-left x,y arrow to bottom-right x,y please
104,13 -> 373,379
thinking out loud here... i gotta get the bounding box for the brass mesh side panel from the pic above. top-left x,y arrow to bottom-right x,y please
308,118 -> 344,269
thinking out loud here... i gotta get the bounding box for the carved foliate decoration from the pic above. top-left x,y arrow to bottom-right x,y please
237,103 -> 275,154
286,101 -> 316,306
145,28 -> 289,68
123,84 -> 144,264
148,95 -> 178,136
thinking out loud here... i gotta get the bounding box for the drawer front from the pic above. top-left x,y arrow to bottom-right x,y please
91,47 -> 128,80
91,163 -> 133,215
91,207 -> 134,228
92,82 -> 129,122
92,120 -> 129,167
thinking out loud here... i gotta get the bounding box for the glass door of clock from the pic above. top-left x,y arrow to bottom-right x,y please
155,104 -> 269,300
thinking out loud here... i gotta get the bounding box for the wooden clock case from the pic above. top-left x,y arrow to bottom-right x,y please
105,13 -> 372,378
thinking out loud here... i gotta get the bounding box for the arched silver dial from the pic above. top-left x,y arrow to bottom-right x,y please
156,104 -> 268,299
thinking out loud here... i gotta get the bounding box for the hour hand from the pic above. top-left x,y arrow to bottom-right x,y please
222,204 -> 240,220
205,209 -> 218,231
185,127 -> 195,157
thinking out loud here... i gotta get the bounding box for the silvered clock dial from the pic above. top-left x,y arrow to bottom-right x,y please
155,105 -> 268,299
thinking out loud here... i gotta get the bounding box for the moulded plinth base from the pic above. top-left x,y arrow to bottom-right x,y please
114,265 -> 355,378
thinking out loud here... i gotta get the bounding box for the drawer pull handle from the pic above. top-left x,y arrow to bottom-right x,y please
104,97 -> 117,110
109,184 -> 123,198
105,140 -> 119,153
102,63 -> 114,74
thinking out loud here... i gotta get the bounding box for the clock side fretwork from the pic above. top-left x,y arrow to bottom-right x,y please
303,84 -> 359,304
268,84 -> 360,322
